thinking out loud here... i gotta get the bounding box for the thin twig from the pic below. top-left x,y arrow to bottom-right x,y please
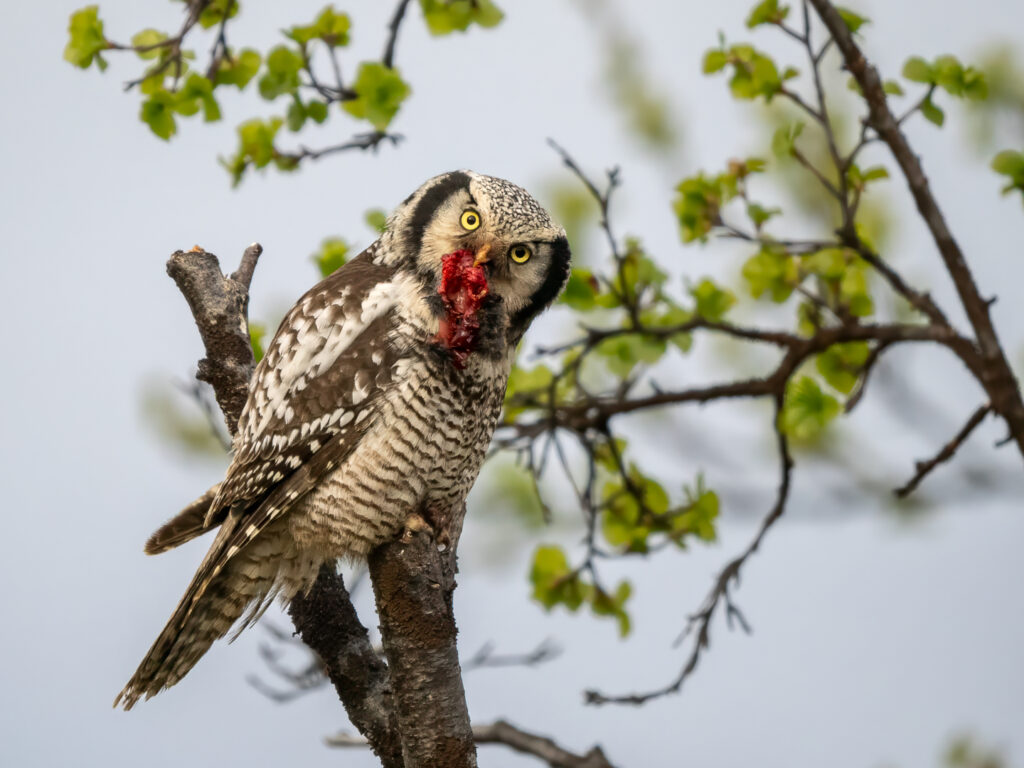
585,396 -> 793,706
382,0 -> 414,68
328,720 -> 618,768
894,404 -> 992,497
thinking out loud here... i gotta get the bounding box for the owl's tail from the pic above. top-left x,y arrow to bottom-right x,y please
114,516 -> 299,710
144,484 -> 227,555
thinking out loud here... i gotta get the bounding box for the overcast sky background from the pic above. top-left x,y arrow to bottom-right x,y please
1,1 -> 1023,766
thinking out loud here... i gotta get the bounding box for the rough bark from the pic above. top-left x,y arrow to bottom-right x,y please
369,528 -> 477,767
290,566 -> 404,768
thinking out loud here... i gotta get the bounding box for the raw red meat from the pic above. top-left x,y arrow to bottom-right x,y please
435,249 -> 490,368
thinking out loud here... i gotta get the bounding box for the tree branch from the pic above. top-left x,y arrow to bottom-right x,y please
289,566 -> 404,768
894,404 -> 992,497
166,245 -> 258,433
585,395 -> 793,706
474,721 -> 617,768
368,526 -> 477,767
809,0 -> 1024,458
328,719 -> 618,768
382,0 -> 414,69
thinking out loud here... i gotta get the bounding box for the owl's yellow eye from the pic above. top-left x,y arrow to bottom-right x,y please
460,210 -> 481,231
509,245 -> 532,264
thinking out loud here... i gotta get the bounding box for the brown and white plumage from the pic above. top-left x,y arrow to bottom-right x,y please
116,171 -> 570,709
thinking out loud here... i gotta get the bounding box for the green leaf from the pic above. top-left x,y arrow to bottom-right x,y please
249,322 -> 266,363
420,0 -> 504,35
591,581 -> 633,637
726,44 -> 783,101
342,62 -> 411,131
920,95 -> 945,127
216,49 -> 261,89
780,376 -> 840,440
837,260 -> 874,317
311,237 -> 350,276
803,247 -> 847,280
703,49 -> 729,74
742,246 -> 797,302
639,305 -> 693,353
258,46 -> 303,100
746,0 -> 789,28
673,172 -> 729,243
835,6 -> 869,33
902,56 -> 933,84
747,202 -> 781,229
559,268 -> 600,310
816,342 -> 870,394
883,79 -> 904,96
365,208 -> 389,233
221,117 -> 284,185
992,150 -> 1024,180
596,334 -> 667,378
307,100 -> 328,123
932,55 -> 964,95
690,278 -> 736,321
673,482 -> 720,542
529,545 -> 588,611
64,6 -> 108,70
176,73 -> 221,122
288,6 -> 352,46
197,0 -> 239,30
131,29 -> 167,60
771,121 -> 805,157
139,91 -> 177,140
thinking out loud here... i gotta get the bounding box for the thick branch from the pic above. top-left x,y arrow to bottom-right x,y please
809,0 -> 1024,457
166,244 -> 260,431
368,526 -> 477,767
289,566 -> 403,768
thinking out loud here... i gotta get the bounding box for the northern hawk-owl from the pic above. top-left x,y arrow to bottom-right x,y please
115,171 -> 570,709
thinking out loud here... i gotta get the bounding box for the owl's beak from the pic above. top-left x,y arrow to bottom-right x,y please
472,243 -> 492,268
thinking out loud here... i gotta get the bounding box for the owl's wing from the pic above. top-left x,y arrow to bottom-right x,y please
209,247 -> 403,525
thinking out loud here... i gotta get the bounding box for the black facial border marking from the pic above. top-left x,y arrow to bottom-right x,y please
510,235 -> 571,334
403,171 -> 473,260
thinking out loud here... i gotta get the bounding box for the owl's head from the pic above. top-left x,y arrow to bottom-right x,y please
388,170 -> 571,347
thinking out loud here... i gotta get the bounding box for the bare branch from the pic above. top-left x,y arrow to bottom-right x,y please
894,404 -> 992,497
462,638 -> 562,672
278,131 -> 403,163
383,0 -> 415,68
328,720 -> 618,768
165,245 -> 257,431
474,721 -> 617,768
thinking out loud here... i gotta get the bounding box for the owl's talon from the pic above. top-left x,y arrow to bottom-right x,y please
400,513 -> 433,543
435,528 -> 452,552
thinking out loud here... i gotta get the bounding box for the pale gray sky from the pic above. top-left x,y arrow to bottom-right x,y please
1,1 -> 1022,766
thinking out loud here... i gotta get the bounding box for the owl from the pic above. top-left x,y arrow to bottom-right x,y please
115,171 -> 570,709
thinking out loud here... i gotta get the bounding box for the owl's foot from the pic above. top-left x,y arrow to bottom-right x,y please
399,512 -> 452,550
